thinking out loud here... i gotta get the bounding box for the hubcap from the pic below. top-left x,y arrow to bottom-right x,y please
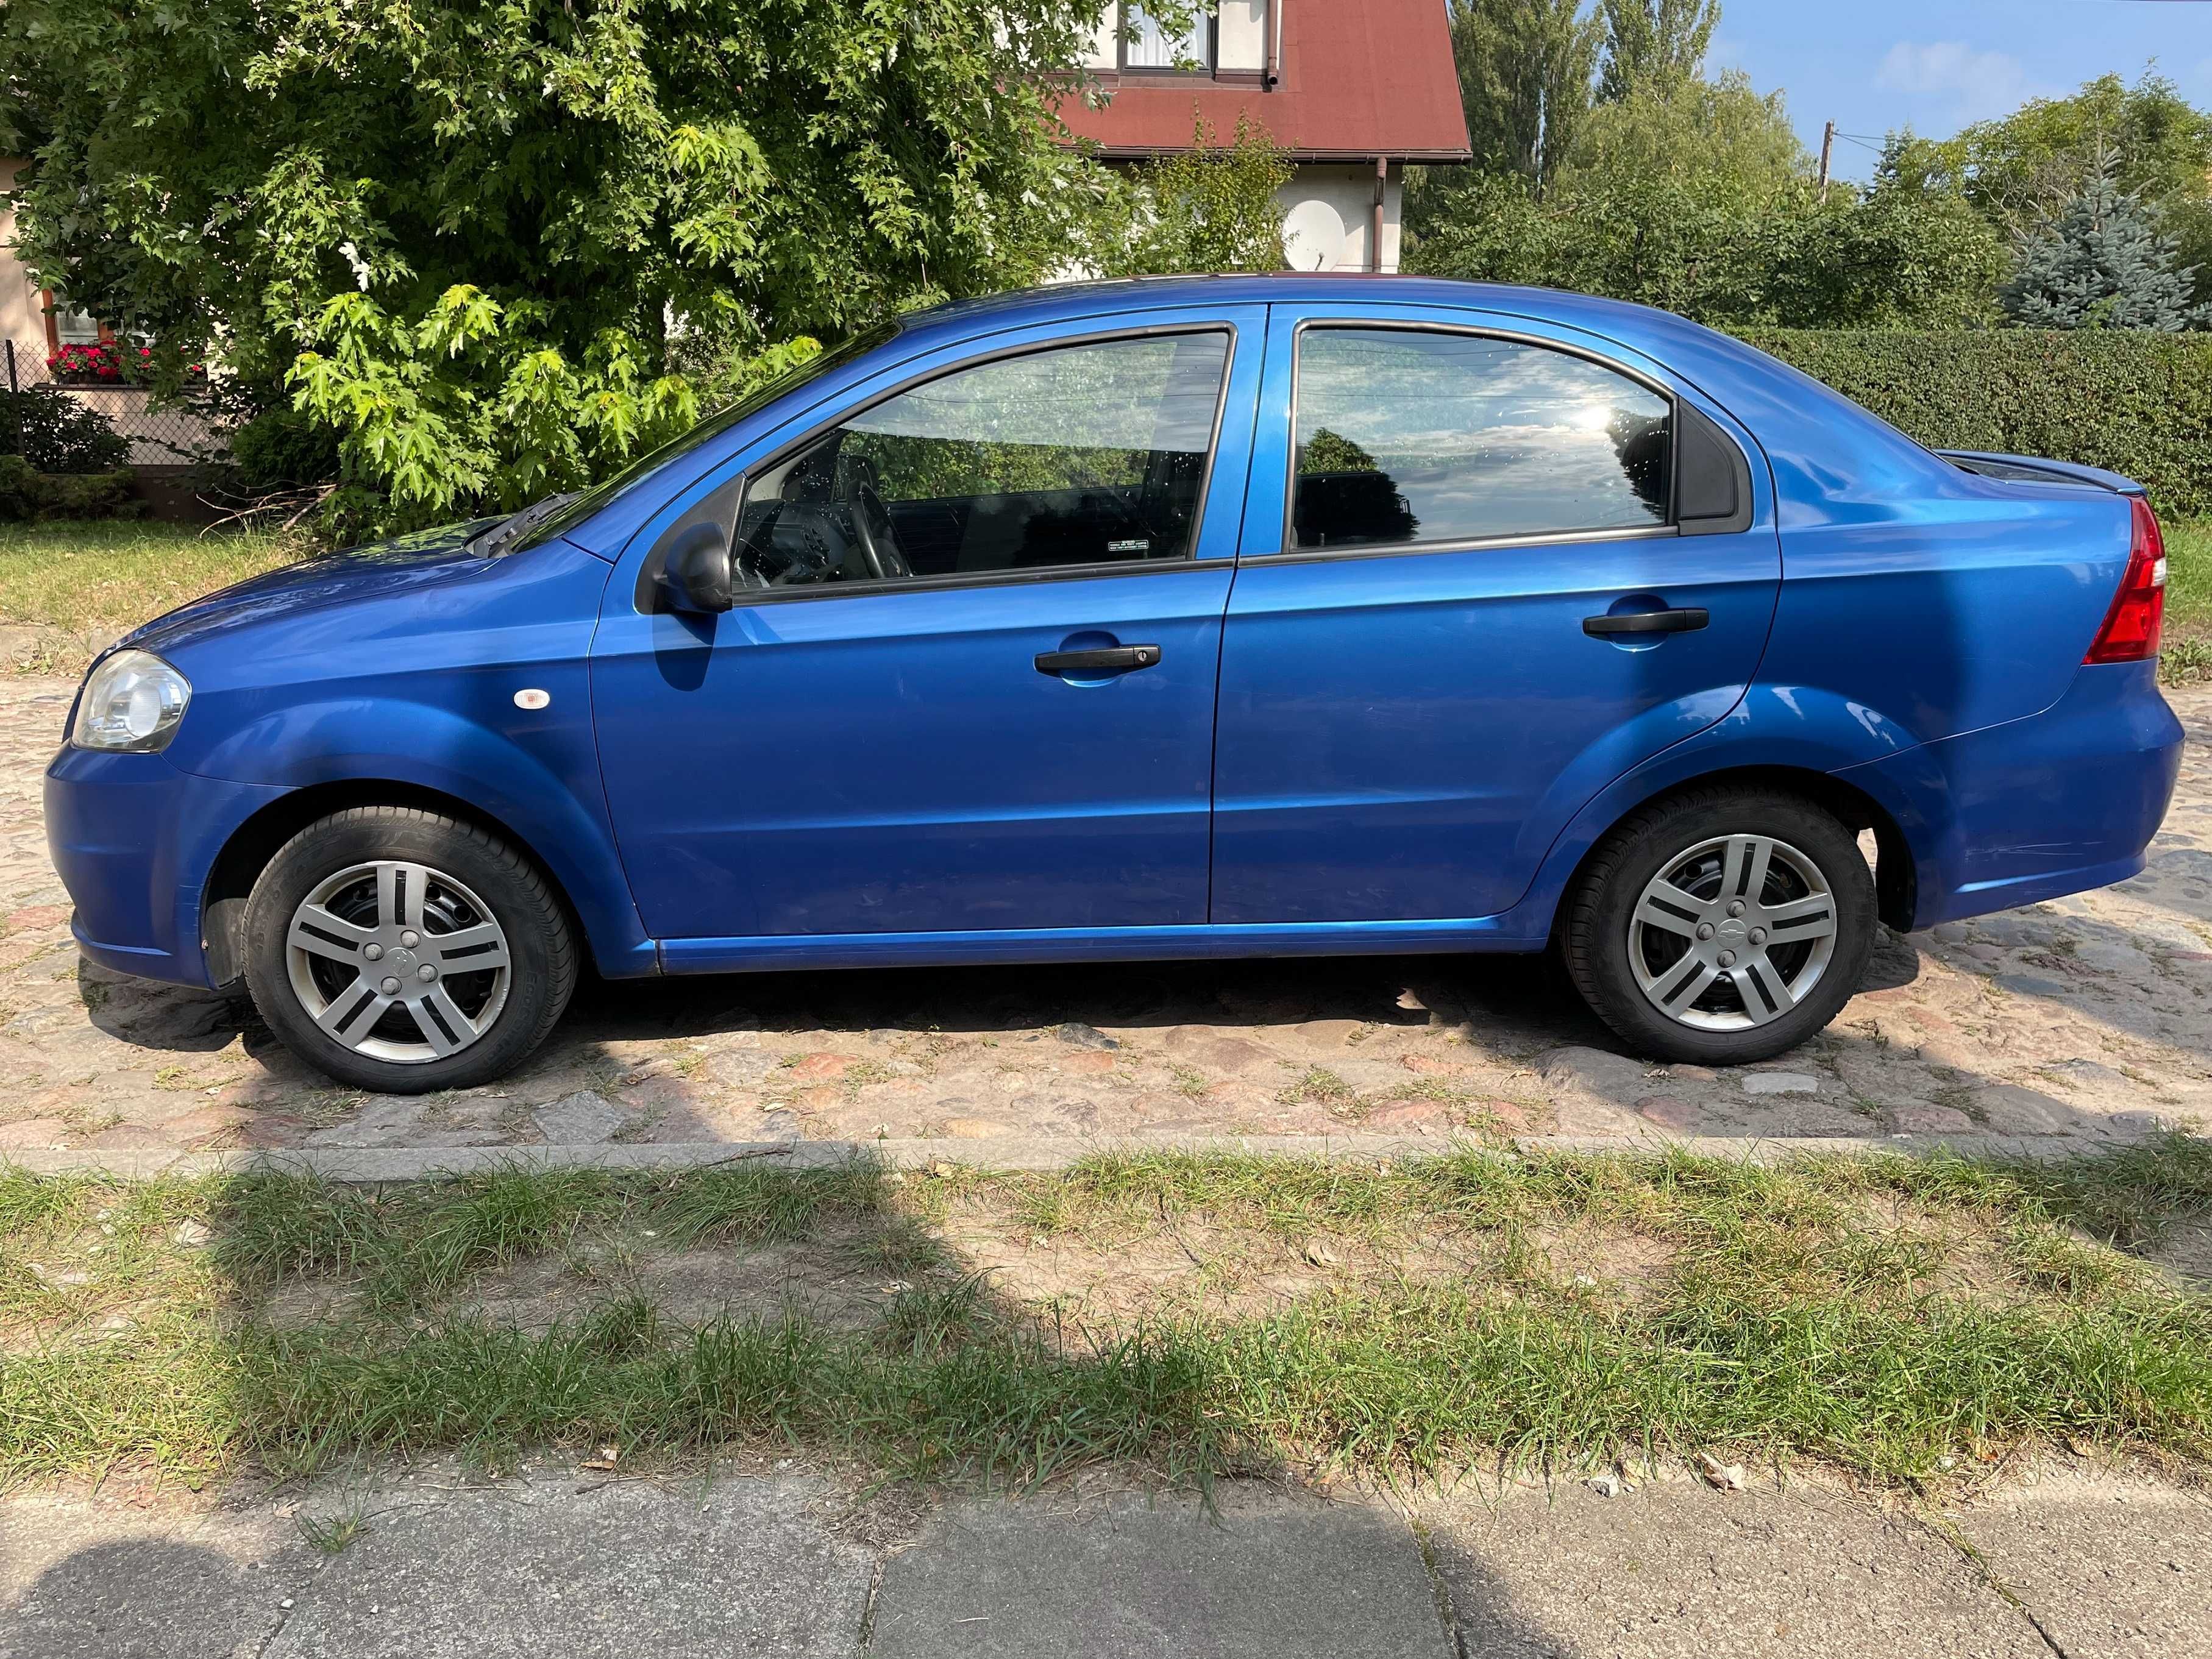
285,861 -> 513,1064
1627,834 -> 1839,1032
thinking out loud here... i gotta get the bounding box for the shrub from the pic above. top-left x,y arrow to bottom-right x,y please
1737,329 -> 2212,518
0,386 -> 130,474
227,405 -> 340,492
0,455 -> 138,520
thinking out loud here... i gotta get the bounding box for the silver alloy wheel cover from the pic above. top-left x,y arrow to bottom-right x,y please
284,861 -> 513,1064
1627,833 -> 1839,1032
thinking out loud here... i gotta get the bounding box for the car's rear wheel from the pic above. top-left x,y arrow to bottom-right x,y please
243,807 -> 575,1093
1563,786 -> 1876,1065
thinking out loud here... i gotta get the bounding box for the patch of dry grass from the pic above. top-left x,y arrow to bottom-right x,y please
0,520 -> 312,672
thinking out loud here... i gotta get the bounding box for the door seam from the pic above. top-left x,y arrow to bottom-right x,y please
1207,301 -> 1272,926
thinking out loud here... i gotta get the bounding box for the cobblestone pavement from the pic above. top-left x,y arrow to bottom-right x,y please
3,676 -> 2208,1161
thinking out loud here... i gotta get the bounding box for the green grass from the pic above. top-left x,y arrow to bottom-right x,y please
2163,517 -> 2212,684
0,520 -> 309,671
3,1142 -> 2208,1490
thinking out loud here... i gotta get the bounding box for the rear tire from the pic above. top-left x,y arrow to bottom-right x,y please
242,807 -> 575,1094
1563,786 -> 1875,1065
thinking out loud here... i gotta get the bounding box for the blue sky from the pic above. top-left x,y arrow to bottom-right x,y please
1704,1 -> 2212,179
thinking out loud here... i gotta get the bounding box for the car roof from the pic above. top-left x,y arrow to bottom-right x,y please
891,275 -> 1805,411
903,273 -> 1684,344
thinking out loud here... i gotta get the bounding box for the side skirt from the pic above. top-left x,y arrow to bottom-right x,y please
656,917 -> 1547,976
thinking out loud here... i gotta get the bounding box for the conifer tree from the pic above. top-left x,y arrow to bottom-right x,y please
2000,155 -> 2208,330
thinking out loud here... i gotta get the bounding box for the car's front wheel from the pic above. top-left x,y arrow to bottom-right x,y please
1563,786 -> 1876,1065
243,807 -> 576,1093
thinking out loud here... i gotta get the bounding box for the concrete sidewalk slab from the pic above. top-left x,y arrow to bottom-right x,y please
0,1491 -> 316,1659
0,1472 -> 874,1659
1948,1472 -> 2212,1658
257,1474 -> 872,1659
864,1485 -> 1451,1659
1421,1475 -> 2047,1659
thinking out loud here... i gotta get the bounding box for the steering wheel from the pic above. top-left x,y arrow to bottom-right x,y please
847,481 -> 911,581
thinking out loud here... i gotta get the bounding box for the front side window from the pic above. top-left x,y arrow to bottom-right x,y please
1291,329 -> 1673,552
728,331 -> 1229,591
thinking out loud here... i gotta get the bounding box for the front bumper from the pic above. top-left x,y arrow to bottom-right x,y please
1843,659 -> 2185,931
45,745 -> 286,988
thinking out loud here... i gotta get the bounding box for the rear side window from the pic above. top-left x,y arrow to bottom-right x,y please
1290,329 -> 1673,552
728,330 -> 1230,590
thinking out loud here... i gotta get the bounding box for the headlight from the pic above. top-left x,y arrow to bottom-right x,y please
72,649 -> 191,752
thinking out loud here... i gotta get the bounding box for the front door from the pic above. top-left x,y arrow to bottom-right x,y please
591,313 -> 1263,945
1212,306 -> 1782,925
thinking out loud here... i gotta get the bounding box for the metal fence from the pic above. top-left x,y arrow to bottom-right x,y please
2,335 -> 222,469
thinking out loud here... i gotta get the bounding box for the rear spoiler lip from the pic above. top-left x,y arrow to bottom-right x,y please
1938,449 -> 2149,499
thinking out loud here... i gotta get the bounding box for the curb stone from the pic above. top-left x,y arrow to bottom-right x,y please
0,1129 -> 2126,1182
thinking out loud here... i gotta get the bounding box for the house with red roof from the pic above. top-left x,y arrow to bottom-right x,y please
1058,2 -> 1471,272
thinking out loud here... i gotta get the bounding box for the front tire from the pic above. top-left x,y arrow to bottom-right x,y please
1563,787 -> 1876,1065
243,807 -> 576,1093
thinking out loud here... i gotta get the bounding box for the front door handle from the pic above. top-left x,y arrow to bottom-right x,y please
1034,645 -> 1162,675
1582,607 -> 1710,638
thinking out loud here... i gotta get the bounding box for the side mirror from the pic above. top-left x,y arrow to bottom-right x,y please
655,521 -> 735,615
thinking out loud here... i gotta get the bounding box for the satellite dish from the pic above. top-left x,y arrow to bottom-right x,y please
1282,198 -> 1347,272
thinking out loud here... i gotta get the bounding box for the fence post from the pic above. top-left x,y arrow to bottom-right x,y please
5,340 -> 15,396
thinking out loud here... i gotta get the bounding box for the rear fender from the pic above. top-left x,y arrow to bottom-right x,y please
1496,683 -> 1933,942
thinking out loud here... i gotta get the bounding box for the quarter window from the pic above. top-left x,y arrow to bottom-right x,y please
730,332 -> 1229,591
1290,329 -> 1673,552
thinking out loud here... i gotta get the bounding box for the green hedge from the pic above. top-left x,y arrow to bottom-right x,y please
1735,330 -> 2212,519
0,455 -> 139,521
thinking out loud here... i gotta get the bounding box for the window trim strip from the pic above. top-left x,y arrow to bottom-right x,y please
1252,521 -> 1681,572
1278,317 -> 1682,560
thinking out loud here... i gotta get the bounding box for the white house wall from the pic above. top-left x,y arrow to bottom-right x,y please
1277,164 -> 1403,273
1082,14 -> 1117,70
0,159 -> 44,365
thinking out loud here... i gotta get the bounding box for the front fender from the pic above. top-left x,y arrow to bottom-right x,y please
1493,682 -> 1932,942
180,694 -> 656,978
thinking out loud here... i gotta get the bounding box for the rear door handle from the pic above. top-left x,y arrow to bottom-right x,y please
1582,607 -> 1710,638
1034,645 -> 1162,675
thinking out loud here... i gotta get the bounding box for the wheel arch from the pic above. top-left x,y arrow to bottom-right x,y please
201,780 -> 596,988
1545,764 -> 1916,944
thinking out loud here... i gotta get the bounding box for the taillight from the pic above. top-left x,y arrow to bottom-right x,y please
2083,497 -> 2167,665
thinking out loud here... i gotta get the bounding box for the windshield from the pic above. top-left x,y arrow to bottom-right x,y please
509,322 -> 900,553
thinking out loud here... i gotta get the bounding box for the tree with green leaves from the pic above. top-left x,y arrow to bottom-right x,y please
1570,68 -> 1804,196
0,0 -> 1120,534
1448,0 -> 1603,194
1408,88 -> 2005,332
1597,0 -> 1722,102
1944,71 -> 2212,305
2000,159 -> 2208,330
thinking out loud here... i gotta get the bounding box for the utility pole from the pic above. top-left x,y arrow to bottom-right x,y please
1818,121 -> 1835,199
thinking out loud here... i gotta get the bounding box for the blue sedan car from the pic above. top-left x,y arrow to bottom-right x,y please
46,277 -> 2183,1093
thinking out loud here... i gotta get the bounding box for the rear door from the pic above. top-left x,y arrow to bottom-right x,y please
589,309 -> 1265,947
1212,304 -> 1781,925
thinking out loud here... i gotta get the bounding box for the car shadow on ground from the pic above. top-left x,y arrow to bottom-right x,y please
60,906 -> 2192,1154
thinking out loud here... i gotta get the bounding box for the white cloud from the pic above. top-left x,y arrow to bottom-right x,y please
1704,32 -> 1752,80
1877,41 -> 2047,125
